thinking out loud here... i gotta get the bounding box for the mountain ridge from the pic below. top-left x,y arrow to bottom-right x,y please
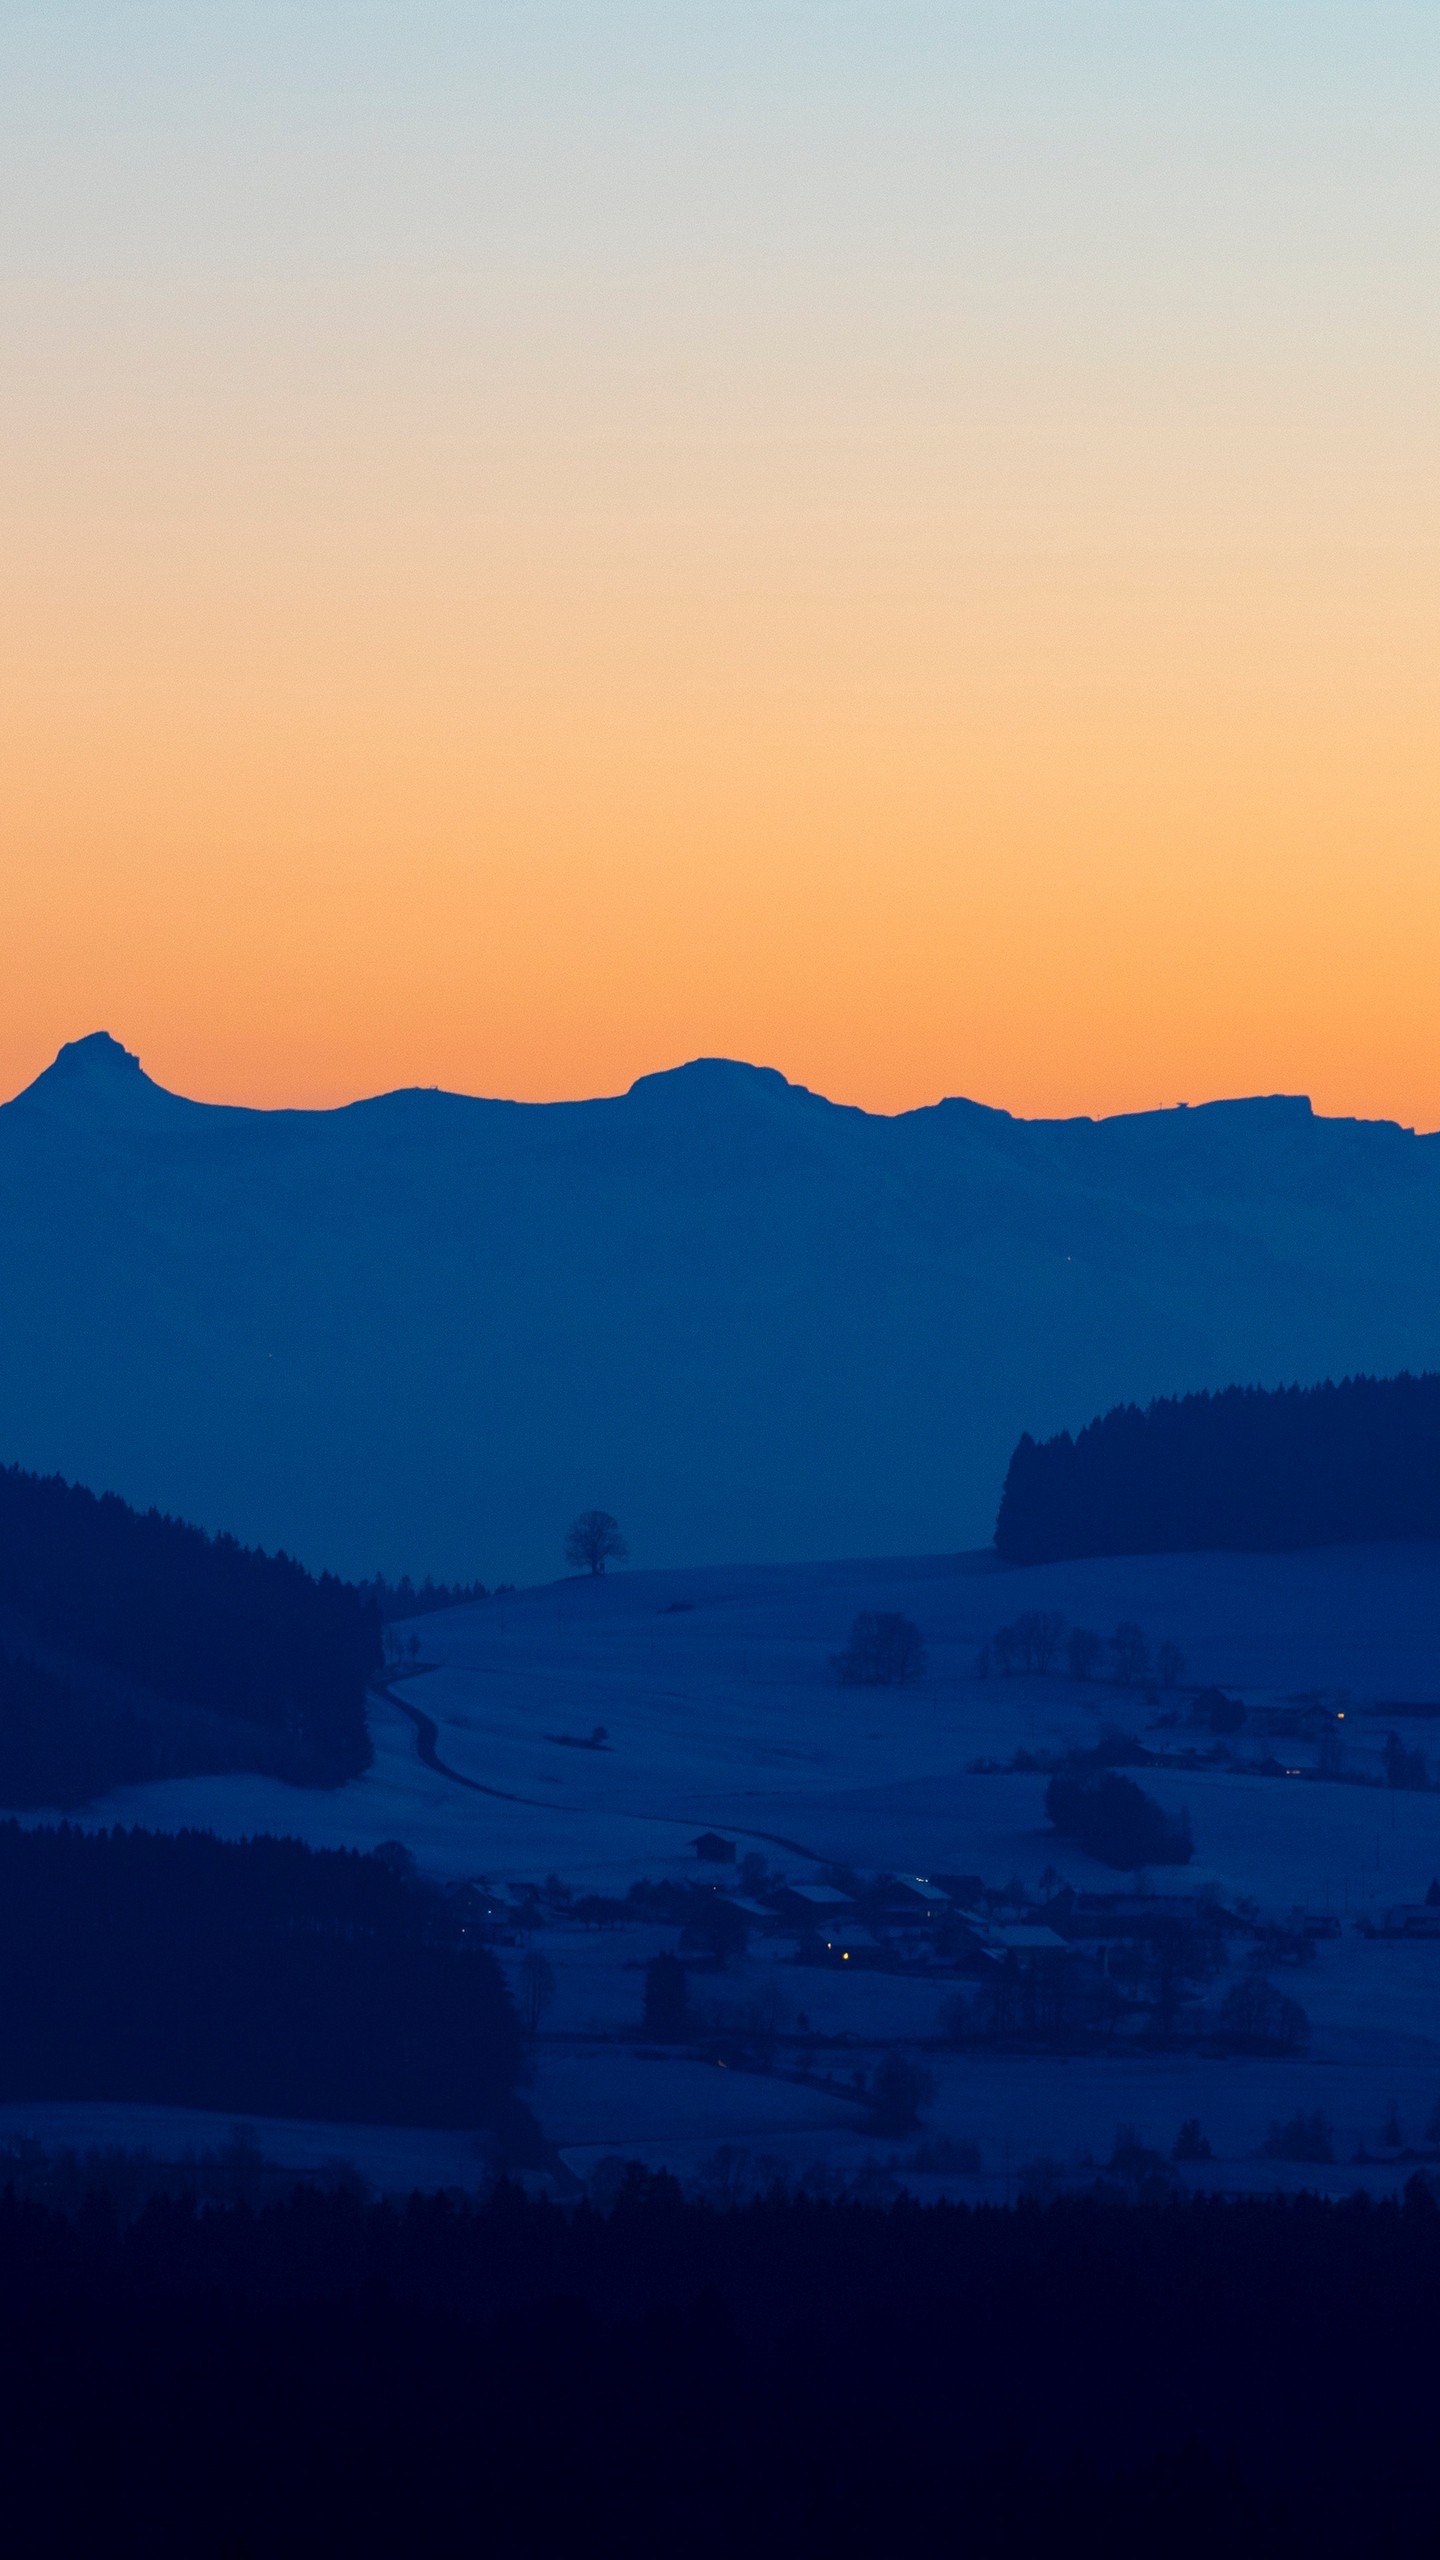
3,1033 -> 1439,1588
11,1028 -> 1354,1137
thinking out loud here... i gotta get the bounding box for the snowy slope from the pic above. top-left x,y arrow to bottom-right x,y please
4,1032 -> 1440,1584
60,1540 -> 1440,1910
38,1541 -> 1440,2195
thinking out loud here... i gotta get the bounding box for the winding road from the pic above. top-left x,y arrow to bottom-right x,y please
372,1681 -> 546,1805
371,1678 -> 825,1863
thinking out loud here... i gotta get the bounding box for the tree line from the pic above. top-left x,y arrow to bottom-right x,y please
357,1572 -> 495,1623
0,1646 -> 124,1809
0,1822 -> 523,2131
979,1610 -> 1184,1689
995,1371 -> 1440,1563
0,2174 -> 1439,2553
0,1641 -> 263,1810
0,1462 -> 379,1795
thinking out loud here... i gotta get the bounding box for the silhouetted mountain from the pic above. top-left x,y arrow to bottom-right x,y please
997,1372 -> 1440,1564
6,1033 -> 1440,1582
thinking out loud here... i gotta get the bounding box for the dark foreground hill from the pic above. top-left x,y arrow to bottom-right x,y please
0,1462 -> 377,1803
7,1032 -> 1440,1582
996,1372 -> 1440,1564
0,2174 -> 1437,2556
0,1823 -> 523,2129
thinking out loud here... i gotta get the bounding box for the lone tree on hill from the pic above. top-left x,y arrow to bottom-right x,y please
565,1510 -> 628,1576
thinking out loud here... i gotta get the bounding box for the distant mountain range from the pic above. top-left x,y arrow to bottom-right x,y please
3,1031 -> 1440,1587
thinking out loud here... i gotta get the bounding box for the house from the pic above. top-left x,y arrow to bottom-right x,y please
776,1882 -> 854,1922
1370,1905 -> 1440,1940
941,1909 -> 997,1965
691,1833 -> 737,1865
882,1876 -> 951,1921
983,1924 -> 1069,1959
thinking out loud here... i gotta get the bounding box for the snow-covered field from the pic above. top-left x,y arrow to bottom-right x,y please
25,1540 -> 1440,2198
0,2098 -> 485,2196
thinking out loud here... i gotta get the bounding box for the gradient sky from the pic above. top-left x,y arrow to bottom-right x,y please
3,3 -> 1437,1122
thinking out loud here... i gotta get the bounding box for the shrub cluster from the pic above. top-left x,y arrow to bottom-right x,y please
981,1613 -> 1184,1689
834,1611 -> 927,1686
1265,2111 -> 1334,2163
1216,1975 -> 1310,2056
1045,1770 -> 1193,1869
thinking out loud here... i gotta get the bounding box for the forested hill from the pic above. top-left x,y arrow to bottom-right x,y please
994,1373 -> 1440,1564
0,1464 -> 378,1804
0,1823 -> 522,2128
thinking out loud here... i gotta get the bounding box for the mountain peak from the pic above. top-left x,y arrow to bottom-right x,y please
13,1033 -> 196,1128
625,1057 -> 834,1113
48,1031 -> 145,1082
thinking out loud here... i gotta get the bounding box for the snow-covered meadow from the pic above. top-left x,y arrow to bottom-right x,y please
33,1539 -> 1440,2197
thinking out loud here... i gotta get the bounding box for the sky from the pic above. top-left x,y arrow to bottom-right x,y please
2,2 -> 1437,1124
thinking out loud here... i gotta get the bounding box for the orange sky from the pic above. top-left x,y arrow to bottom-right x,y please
3,4 -> 1437,1124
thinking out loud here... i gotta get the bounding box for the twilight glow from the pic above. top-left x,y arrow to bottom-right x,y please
2,3 -> 1437,1122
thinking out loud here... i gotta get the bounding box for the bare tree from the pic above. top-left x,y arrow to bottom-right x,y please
834,1612 -> 927,1687
1014,1610 -> 1066,1673
1385,1731 -> 1428,1790
1067,1626 -> 1103,1682
1156,1640 -> 1185,1691
565,1510 -> 628,1576
1110,1621 -> 1149,1686
517,1949 -> 556,2034
1218,1976 -> 1309,2056
1036,1609 -> 1067,1671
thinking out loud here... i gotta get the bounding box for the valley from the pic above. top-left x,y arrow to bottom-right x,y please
38,1537 -> 1440,2201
